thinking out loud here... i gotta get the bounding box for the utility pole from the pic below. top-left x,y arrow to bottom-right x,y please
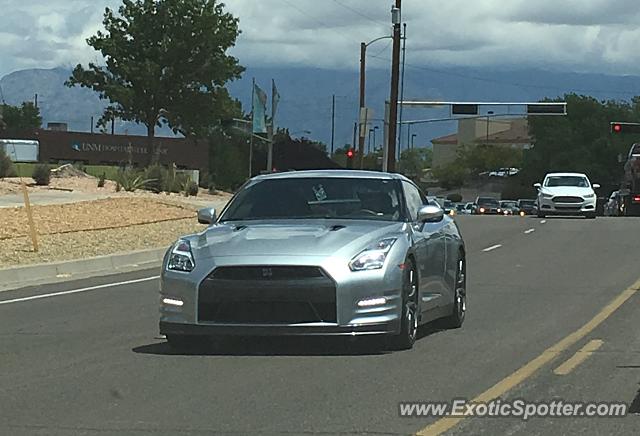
331,94 -> 336,155
34,93 -> 38,109
111,118 -> 115,135
387,0 -> 402,172
91,116 -> 94,134
352,122 -> 357,153
398,22 -> 407,160
358,42 -> 366,168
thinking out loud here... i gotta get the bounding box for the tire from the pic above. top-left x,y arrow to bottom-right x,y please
442,255 -> 467,329
388,259 -> 419,351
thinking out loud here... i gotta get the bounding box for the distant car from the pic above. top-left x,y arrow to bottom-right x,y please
499,200 -> 519,215
475,197 -> 501,214
517,199 -> 537,216
623,143 -> 640,191
534,172 -> 599,219
462,202 -> 476,215
604,191 -> 622,216
489,168 -> 520,178
455,203 -> 466,214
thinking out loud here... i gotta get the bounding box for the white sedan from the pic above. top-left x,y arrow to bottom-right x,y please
534,172 -> 600,219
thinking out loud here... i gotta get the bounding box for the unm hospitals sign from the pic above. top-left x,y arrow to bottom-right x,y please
28,129 -> 207,170
71,141 -> 169,156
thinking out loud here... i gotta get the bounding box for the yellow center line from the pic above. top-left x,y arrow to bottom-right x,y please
416,280 -> 640,436
553,339 -> 603,375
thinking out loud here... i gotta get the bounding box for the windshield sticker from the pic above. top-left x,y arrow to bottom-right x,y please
312,184 -> 327,201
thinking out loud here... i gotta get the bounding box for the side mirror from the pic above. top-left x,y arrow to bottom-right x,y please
593,183 -> 601,189
533,183 -> 541,189
417,204 -> 444,222
197,207 -> 216,225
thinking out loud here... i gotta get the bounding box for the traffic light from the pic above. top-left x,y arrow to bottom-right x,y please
451,104 -> 478,115
526,103 -> 566,115
345,148 -> 355,169
610,122 -> 640,134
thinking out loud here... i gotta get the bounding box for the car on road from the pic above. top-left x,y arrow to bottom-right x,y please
604,190 -> 623,216
534,172 -> 599,219
499,200 -> 519,215
462,202 -> 475,214
160,170 -> 467,351
474,197 -> 501,214
517,199 -> 537,216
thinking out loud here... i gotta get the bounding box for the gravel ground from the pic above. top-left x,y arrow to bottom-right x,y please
0,218 -> 207,267
0,174 -> 233,268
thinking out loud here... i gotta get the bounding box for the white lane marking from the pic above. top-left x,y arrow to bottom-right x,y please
0,276 -> 159,305
524,228 -> 535,234
482,244 -> 502,252
540,220 -> 547,224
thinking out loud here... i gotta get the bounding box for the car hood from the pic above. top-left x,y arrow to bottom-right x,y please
188,220 -> 407,258
540,186 -> 594,196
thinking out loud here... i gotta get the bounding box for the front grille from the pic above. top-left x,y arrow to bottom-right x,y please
198,266 -> 336,324
210,266 -> 325,280
553,196 -> 583,203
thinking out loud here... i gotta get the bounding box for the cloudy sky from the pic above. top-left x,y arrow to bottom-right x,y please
2,0 -> 640,78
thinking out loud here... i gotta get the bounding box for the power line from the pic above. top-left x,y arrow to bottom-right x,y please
368,53 -> 640,96
330,0 -> 388,26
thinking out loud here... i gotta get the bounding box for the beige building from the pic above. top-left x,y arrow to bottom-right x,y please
431,118 -> 532,168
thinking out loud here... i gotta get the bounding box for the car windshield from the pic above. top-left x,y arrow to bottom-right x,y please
501,201 -> 517,208
477,198 -> 500,206
544,176 -> 589,187
519,200 -> 535,206
220,177 -> 404,221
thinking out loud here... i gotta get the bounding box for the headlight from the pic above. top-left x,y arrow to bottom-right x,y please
583,193 -> 595,199
167,239 -> 195,272
349,238 -> 397,271
542,192 -> 554,199
479,207 -> 485,213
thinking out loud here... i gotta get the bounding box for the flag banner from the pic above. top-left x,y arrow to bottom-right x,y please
272,79 -> 280,121
253,83 -> 268,133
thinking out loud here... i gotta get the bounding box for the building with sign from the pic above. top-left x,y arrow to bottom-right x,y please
431,118 -> 532,168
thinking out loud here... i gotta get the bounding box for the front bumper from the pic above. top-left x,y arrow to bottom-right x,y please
160,320 -> 399,337
538,197 -> 596,215
160,254 -> 406,337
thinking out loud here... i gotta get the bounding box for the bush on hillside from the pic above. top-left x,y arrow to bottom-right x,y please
0,150 -> 16,178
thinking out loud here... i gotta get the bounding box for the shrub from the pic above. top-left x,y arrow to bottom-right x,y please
446,193 -> 463,203
208,182 -> 217,195
97,173 -> 106,188
144,164 -> 166,193
0,150 -> 16,178
117,168 -> 152,192
115,181 -> 121,192
32,164 -> 51,185
184,180 -> 199,197
162,166 -> 186,194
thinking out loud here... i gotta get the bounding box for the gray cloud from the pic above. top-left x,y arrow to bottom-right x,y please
2,0 -> 640,78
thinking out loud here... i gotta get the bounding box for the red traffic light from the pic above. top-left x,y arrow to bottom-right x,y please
346,149 -> 354,158
613,123 -> 622,133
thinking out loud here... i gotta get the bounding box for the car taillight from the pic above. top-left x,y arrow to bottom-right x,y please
633,195 -> 640,203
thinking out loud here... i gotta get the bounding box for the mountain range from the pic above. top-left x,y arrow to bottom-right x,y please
2,65 -> 640,151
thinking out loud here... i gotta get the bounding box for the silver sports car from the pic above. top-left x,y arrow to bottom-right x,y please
159,170 -> 467,350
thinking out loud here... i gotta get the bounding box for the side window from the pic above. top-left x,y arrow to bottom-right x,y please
402,182 -> 424,222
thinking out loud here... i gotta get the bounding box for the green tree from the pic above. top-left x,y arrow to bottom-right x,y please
523,94 -> 637,190
0,103 -> 42,135
398,147 -> 433,179
432,161 -> 468,190
66,0 -> 244,145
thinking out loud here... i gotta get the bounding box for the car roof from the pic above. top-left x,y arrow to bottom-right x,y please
544,172 -> 588,178
252,169 -> 412,182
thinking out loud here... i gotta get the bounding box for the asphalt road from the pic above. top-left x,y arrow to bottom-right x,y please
2,215 -> 640,435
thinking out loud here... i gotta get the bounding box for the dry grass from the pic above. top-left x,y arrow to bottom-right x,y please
0,218 -> 207,267
0,197 -> 195,240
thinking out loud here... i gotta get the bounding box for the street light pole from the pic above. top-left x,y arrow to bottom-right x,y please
373,126 -> 378,151
359,35 -> 393,169
386,0 -> 402,172
411,133 -> 417,149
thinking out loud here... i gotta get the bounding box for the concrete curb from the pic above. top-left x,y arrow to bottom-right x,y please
0,247 -> 167,292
